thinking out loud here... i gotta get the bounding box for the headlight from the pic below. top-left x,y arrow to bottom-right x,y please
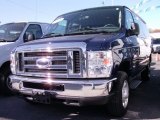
87,50 -> 113,78
10,51 -> 16,74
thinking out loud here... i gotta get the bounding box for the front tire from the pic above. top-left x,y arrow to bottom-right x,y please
0,67 -> 13,95
107,71 -> 129,117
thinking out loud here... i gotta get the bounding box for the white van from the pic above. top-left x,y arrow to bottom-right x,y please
151,33 -> 160,53
0,22 -> 50,95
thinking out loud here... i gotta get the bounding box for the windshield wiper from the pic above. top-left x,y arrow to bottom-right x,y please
78,27 -> 96,31
42,33 -> 64,38
66,27 -> 97,35
66,27 -> 113,35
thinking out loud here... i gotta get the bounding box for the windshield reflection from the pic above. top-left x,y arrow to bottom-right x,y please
44,7 -> 122,38
0,23 -> 26,42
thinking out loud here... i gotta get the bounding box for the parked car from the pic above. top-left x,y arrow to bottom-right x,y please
10,6 -> 151,116
150,33 -> 160,53
0,22 -> 50,95
152,38 -> 160,53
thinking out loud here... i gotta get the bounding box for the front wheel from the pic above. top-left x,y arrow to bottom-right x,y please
107,71 -> 129,117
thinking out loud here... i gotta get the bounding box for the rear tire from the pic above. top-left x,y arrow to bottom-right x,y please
107,71 -> 129,117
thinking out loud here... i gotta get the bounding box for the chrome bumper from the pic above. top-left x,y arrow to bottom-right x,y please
10,75 -> 117,106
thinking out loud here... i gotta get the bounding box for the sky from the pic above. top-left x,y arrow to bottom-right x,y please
0,0 -> 160,29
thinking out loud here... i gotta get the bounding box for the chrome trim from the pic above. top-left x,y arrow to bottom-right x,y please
68,51 -> 74,75
17,73 -> 68,78
122,80 -> 129,108
14,42 -> 87,78
23,56 -> 67,61
139,58 -> 149,64
23,65 -> 67,70
10,75 -> 117,98
16,42 -> 87,52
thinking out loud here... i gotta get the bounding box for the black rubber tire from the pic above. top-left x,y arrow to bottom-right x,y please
0,67 -> 13,95
141,65 -> 150,81
107,71 -> 129,117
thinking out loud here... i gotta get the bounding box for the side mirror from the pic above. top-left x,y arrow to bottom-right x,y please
132,23 -> 140,36
127,23 -> 140,36
24,32 -> 35,42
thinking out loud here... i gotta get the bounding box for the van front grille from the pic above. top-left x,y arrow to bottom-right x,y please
17,49 -> 81,78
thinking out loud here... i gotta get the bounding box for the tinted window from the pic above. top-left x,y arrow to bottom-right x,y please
0,23 -> 26,42
125,10 -> 134,30
132,13 -> 149,38
47,7 -> 122,36
142,23 -> 150,37
24,24 -> 42,42
51,20 -> 67,34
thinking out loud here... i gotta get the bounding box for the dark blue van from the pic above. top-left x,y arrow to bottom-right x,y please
10,6 -> 152,116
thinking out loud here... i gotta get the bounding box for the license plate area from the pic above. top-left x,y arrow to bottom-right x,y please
32,90 -> 52,104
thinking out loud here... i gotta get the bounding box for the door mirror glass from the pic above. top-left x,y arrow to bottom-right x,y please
24,32 -> 35,42
131,23 -> 140,36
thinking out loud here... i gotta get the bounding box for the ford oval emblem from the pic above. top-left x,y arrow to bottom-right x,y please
36,58 -> 51,68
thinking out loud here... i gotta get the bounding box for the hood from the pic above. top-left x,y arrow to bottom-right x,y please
0,42 -> 14,46
21,33 -> 125,51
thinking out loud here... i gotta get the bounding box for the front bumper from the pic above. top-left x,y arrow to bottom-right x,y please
10,75 -> 117,106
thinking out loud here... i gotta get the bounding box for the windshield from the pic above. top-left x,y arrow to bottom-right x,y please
45,7 -> 122,37
0,23 -> 26,42
153,38 -> 160,44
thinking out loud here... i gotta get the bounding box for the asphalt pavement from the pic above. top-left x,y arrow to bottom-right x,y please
0,54 -> 160,120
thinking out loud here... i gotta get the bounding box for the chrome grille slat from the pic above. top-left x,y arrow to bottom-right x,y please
23,56 -> 67,61
16,49 -> 82,78
24,65 -> 67,69
24,51 -> 67,57
20,73 -> 68,78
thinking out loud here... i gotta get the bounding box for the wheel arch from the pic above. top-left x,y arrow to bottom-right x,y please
117,60 -> 131,76
0,61 -> 11,72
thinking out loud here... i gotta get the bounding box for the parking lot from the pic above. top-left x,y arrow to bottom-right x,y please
0,54 -> 160,120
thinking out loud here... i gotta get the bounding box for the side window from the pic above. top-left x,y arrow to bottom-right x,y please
141,23 -> 150,37
24,24 -> 43,42
125,10 -> 134,30
52,20 -> 67,34
132,13 -> 149,38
